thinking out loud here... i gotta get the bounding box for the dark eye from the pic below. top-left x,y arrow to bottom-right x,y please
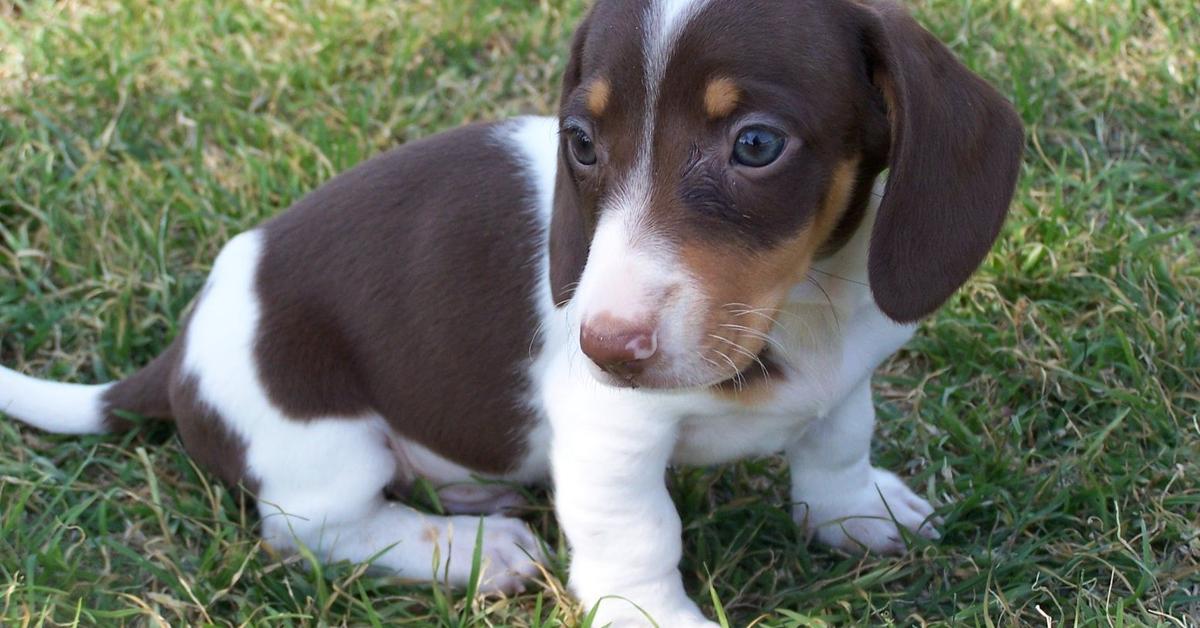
733,126 -> 786,167
567,126 -> 597,166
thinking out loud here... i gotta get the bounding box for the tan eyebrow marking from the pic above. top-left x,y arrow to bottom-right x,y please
704,77 -> 741,119
586,78 -> 612,116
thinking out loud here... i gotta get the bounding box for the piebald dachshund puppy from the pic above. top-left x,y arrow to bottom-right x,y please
1,0 -> 1023,625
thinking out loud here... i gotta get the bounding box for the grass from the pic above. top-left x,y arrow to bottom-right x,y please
1,0 -> 1197,625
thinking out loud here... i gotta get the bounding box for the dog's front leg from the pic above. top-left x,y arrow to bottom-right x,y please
788,379 -> 940,554
545,374 -> 715,627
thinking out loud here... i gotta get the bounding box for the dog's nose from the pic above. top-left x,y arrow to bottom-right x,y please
580,317 -> 658,379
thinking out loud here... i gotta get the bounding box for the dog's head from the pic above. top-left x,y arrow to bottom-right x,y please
549,0 -> 1023,389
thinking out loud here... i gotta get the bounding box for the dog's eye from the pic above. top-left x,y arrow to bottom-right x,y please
733,126 -> 786,167
567,127 -> 597,166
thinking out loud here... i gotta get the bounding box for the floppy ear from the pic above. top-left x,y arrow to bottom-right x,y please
859,1 -> 1025,322
548,13 -> 594,307
549,158 -> 591,307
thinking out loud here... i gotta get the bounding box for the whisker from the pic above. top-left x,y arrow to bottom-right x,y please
696,350 -> 723,375
708,334 -> 770,382
806,274 -> 842,332
527,319 -> 548,359
710,347 -> 745,391
719,323 -> 786,354
728,309 -> 782,328
720,301 -> 824,346
708,333 -> 754,359
808,267 -> 868,287
552,281 -> 582,308
722,302 -> 807,325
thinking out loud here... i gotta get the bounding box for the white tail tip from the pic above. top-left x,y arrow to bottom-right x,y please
0,366 -> 111,434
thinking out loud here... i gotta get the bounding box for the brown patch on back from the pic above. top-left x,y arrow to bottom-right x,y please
703,77 -> 740,119
254,123 -> 543,476
585,77 -> 611,116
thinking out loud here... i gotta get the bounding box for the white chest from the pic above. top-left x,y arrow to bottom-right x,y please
670,299 -> 914,466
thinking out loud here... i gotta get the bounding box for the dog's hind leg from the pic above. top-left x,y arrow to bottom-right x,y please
177,230 -> 544,593
251,417 -> 545,594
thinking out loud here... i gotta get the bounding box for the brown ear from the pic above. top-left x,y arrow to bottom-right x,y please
549,165 -> 591,307
860,1 -> 1024,322
548,12 -> 594,307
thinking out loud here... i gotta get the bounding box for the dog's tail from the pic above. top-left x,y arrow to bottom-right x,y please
0,344 -> 177,434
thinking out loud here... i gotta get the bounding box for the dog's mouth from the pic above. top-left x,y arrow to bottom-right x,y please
585,325 -> 778,392
576,285 -> 785,391
707,346 -> 779,393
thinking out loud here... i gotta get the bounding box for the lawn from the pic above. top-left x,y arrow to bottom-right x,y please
1,0 -> 1197,625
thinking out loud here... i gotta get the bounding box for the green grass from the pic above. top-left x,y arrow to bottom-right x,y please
1,0 -> 1197,625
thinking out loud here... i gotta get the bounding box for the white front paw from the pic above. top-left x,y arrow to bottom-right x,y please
794,467 -> 940,554
585,598 -> 718,628
573,573 -> 717,628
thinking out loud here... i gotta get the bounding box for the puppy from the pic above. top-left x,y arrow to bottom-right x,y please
0,0 -> 1022,625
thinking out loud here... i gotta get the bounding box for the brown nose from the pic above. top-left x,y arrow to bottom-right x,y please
580,317 -> 658,379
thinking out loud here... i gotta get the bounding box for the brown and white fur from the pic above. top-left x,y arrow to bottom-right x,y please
0,0 -> 1023,625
